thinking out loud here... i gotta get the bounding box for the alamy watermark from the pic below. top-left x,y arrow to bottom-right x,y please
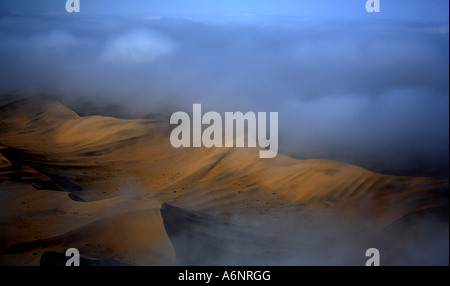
66,0 -> 80,13
365,248 -> 381,266
366,0 -> 381,13
65,248 -> 80,266
170,104 -> 279,158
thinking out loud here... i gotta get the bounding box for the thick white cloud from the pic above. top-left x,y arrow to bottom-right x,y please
101,30 -> 176,64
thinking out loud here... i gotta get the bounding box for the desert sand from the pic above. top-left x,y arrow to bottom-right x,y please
0,93 -> 448,265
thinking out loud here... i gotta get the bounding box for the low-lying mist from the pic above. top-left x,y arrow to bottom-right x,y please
161,203 -> 449,266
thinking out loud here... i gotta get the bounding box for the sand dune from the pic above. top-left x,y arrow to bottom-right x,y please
0,94 -> 448,265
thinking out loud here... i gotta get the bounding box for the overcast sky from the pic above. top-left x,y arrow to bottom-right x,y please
0,1 -> 448,176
